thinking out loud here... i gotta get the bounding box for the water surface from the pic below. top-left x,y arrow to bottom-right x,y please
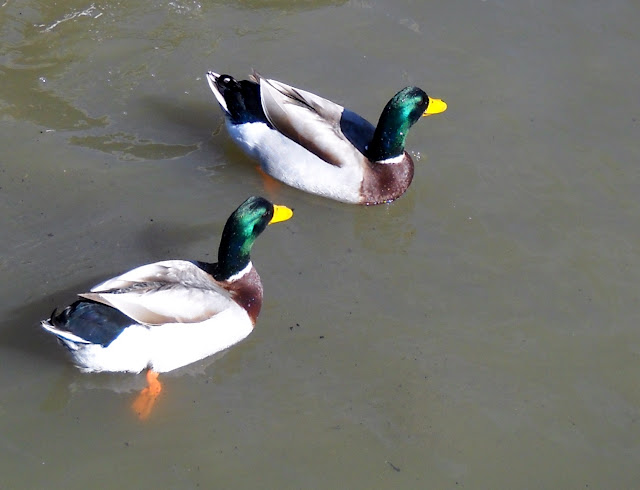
1,0 -> 639,487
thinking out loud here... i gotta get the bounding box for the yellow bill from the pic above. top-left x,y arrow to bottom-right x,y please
423,97 -> 447,116
269,204 -> 294,224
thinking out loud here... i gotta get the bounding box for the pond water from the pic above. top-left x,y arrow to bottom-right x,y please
1,0 -> 639,487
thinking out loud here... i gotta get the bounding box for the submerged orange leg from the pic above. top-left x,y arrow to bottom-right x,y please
256,165 -> 282,196
132,370 -> 162,420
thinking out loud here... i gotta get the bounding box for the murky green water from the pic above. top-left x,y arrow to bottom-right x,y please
2,0 -> 639,487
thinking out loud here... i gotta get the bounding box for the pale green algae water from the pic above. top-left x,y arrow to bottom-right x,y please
1,0 -> 639,487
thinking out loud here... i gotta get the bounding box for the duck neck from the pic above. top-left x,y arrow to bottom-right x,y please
367,107 -> 410,162
215,223 -> 255,281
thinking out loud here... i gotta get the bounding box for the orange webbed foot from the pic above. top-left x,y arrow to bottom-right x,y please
132,370 -> 162,420
256,165 -> 282,196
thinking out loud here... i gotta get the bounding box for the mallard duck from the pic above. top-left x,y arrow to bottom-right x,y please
206,70 -> 446,205
41,196 -> 293,418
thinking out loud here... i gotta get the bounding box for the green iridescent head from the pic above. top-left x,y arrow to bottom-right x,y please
367,87 -> 447,162
216,196 -> 293,280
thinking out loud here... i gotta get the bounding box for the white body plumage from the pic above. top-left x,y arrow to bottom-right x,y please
41,260 -> 255,373
227,121 -> 363,204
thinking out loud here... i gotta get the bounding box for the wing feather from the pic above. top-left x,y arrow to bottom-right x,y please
258,76 -> 366,168
81,261 -> 234,325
